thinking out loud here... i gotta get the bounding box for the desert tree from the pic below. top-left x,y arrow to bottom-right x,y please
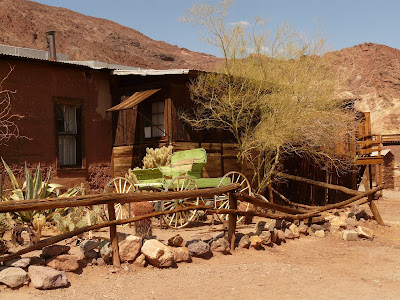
0,65 -> 23,145
181,0 -> 356,193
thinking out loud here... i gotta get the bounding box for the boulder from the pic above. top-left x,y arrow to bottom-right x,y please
330,217 -> 347,228
28,266 -> 69,290
342,230 -> 358,241
84,250 -> 98,259
255,221 -> 267,235
275,219 -> 287,230
29,256 -> 46,266
99,241 -> 112,263
356,226 -> 374,240
276,229 -> 286,243
289,224 -> 300,238
310,224 -> 325,232
298,224 -> 308,235
249,235 -> 263,249
314,230 -> 325,238
134,253 -> 147,268
4,257 -> 31,268
237,235 -> 250,249
141,239 -> 175,267
172,247 -> 192,263
167,235 -> 185,247
346,217 -> 357,229
284,229 -> 294,239
68,246 -> 85,260
42,245 -> 70,259
186,240 -> 212,259
96,258 -> 106,266
210,238 -> 230,254
0,267 -> 29,288
46,254 -> 80,272
119,235 -> 142,262
259,231 -> 272,245
79,240 -> 100,252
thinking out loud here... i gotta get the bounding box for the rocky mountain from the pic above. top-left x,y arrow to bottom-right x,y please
0,1 -> 399,134
327,43 -> 400,134
0,0 -> 220,70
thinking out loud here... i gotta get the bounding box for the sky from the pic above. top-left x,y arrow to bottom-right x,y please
33,0 -> 400,57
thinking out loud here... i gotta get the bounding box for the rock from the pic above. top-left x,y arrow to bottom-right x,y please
141,239 -> 175,267
0,267 -> 29,288
271,230 -> 278,244
310,224 -> 325,232
172,247 -> 192,263
346,217 -> 357,229
186,240 -> 212,259
255,221 -> 267,235
267,220 -> 276,231
46,254 -> 80,272
84,249 -> 98,259
79,240 -> 100,252
355,210 -> 369,221
68,246 -> 85,260
134,253 -> 147,267
298,224 -> 308,235
99,241 -> 112,263
342,230 -> 358,241
330,217 -> 347,228
167,235 -> 184,247
329,226 -> 342,237
314,230 -> 325,238
42,245 -> 70,259
259,231 -> 272,245
96,258 -> 106,266
210,238 -> 230,254
237,235 -> 250,249
249,235 -> 263,249
119,235 -> 142,262
4,257 -> 31,268
284,228 -> 294,239
275,219 -> 287,230
289,224 -> 300,238
28,266 -> 69,290
356,226 -> 374,240
276,229 -> 286,243
29,256 -> 46,266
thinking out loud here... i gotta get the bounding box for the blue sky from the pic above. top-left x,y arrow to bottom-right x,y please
33,0 -> 399,57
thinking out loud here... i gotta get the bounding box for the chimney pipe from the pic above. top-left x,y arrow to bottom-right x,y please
47,31 -> 57,61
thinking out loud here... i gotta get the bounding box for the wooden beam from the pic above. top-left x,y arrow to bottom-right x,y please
107,203 -> 120,267
0,184 -> 240,214
227,192 -> 237,250
274,172 -> 360,196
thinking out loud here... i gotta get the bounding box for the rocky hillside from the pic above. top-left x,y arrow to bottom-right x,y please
327,43 -> 400,134
0,1 -> 399,134
0,0 -> 220,70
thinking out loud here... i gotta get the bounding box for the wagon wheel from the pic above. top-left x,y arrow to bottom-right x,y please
103,177 -> 136,223
214,171 -> 252,223
162,176 -> 199,229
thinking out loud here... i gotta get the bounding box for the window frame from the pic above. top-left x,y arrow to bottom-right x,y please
142,100 -> 166,140
54,97 -> 85,170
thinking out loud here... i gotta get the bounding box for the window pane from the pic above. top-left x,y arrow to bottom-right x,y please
59,135 -> 76,165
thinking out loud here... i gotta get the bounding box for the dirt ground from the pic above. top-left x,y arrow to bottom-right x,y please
1,190 -> 400,300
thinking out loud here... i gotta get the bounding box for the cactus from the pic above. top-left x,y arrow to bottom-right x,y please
142,145 -> 173,169
52,206 -> 103,233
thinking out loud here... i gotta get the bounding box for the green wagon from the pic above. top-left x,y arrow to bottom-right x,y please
105,148 -> 252,228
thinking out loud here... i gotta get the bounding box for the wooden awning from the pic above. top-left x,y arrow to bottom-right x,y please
107,88 -> 161,112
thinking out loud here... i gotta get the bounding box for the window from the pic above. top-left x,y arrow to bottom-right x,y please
55,100 -> 83,167
144,101 -> 165,138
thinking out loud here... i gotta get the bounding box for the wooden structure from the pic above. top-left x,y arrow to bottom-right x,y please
109,70 -> 243,179
273,112 -> 385,205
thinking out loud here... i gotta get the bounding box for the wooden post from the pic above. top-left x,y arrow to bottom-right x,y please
228,191 -> 237,250
362,177 -> 385,226
104,185 -> 120,267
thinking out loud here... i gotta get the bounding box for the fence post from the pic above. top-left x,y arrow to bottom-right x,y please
104,186 -> 121,267
228,191 -> 237,250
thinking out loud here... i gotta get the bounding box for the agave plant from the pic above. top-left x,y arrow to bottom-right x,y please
1,158 -> 82,224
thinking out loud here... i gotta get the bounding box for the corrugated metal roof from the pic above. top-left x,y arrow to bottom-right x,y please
107,89 -> 161,112
112,69 -> 196,76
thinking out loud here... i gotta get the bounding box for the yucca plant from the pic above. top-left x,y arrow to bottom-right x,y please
1,158 -> 82,224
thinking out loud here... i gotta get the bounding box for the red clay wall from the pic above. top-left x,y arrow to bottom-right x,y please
0,57 -> 112,192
